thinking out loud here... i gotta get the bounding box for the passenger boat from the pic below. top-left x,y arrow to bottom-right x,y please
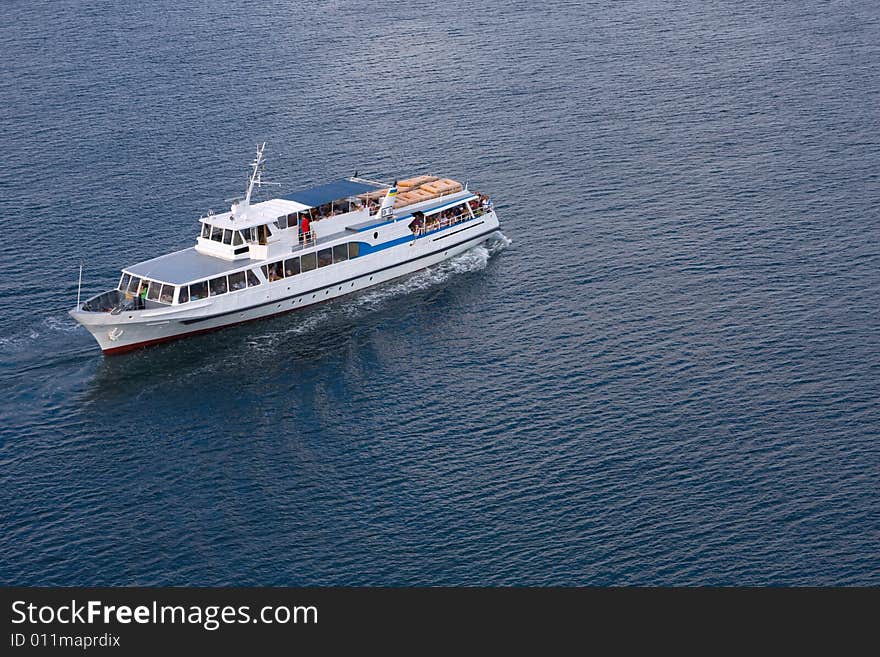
70,143 -> 501,354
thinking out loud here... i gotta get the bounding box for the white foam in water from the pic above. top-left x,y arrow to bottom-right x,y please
44,315 -> 81,334
0,312 -> 85,355
245,232 -> 510,351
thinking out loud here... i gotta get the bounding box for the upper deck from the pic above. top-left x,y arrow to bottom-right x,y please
124,188 -> 476,286
204,178 -> 384,230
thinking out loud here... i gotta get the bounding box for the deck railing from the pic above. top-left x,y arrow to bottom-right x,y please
412,206 -> 491,236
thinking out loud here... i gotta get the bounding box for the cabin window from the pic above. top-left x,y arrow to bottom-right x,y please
301,252 -> 317,272
233,231 -> 243,246
177,286 -> 189,304
126,276 -> 141,294
333,244 -> 348,263
147,281 -> 161,301
222,229 -> 232,245
318,248 -> 332,268
190,281 -> 208,300
287,212 -> 298,228
201,224 -> 211,238
247,269 -> 261,286
159,284 -> 174,304
119,273 -> 131,291
209,276 -> 228,296
284,257 -> 300,277
264,262 -> 282,282
349,242 -> 360,258
211,226 -> 223,242
241,227 -> 255,243
276,215 -> 288,230
229,271 -> 247,291
257,224 -> 269,245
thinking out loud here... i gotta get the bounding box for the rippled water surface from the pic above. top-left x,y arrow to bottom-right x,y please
1,0 -> 878,585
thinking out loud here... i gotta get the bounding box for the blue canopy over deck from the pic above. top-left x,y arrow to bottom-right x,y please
282,178 -> 384,208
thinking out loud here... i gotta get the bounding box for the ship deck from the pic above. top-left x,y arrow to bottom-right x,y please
124,189 -> 476,286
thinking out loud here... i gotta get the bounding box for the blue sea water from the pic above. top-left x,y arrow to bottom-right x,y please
1,0 -> 878,585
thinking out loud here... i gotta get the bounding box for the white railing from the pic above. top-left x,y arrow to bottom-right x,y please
412,206 -> 491,236
288,231 -> 317,252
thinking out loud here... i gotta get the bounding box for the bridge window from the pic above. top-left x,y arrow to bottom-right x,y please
222,229 -> 233,245
209,276 -> 228,296
287,212 -> 299,228
210,226 -> 223,242
301,252 -> 317,272
333,244 -> 348,262
229,271 -> 247,291
247,269 -> 261,286
349,243 -> 360,258
233,231 -> 243,246
126,276 -> 141,295
201,224 -> 211,238
159,284 -> 174,304
119,273 -> 131,291
147,281 -> 161,301
284,257 -> 300,277
190,280 -> 208,300
177,286 -> 189,304
318,248 -> 332,268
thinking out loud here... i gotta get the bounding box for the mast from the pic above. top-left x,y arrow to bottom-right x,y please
231,142 -> 268,221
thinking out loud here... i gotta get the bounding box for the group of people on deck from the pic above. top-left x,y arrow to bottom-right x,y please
471,193 -> 493,215
297,199 -> 359,245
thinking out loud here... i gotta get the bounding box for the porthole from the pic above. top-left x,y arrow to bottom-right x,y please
339,286 -> 342,291
370,276 -> 373,281
325,290 -> 329,295
312,294 -> 316,299
373,232 -> 378,239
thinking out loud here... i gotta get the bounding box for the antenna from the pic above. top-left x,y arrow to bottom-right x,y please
244,142 -> 267,206
231,142 -> 278,220
76,262 -> 83,308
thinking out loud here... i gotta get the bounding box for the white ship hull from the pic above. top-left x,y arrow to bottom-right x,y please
71,213 -> 499,354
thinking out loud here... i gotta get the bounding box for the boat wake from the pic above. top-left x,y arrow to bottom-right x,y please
0,314 -> 85,355
242,231 -> 511,351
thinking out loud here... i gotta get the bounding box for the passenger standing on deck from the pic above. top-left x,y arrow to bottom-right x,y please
300,214 -> 311,244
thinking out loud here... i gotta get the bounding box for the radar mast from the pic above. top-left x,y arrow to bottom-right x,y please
231,142 -> 272,221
